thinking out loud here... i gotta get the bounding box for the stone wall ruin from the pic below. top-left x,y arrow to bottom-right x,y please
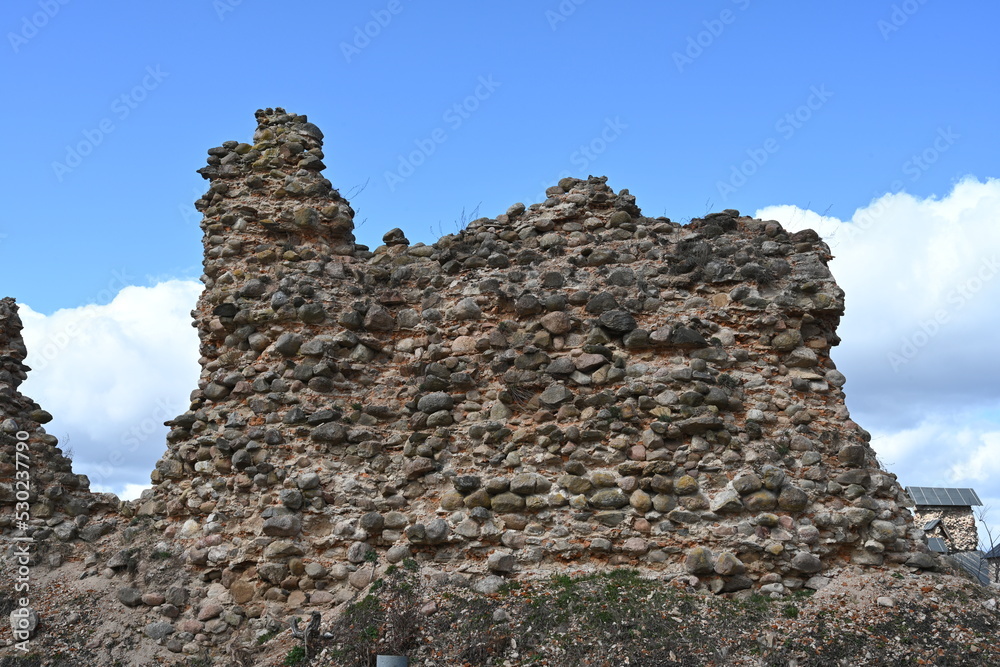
0,109 -> 942,647
134,107 -> 935,606
0,297 -> 113,532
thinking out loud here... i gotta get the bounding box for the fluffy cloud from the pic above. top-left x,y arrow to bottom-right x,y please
946,431 -> 1000,484
758,176 -> 1000,531
18,280 -> 202,500
862,414 -> 999,482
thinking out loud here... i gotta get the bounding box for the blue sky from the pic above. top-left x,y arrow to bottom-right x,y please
3,0 -> 996,311
4,1 -> 1000,536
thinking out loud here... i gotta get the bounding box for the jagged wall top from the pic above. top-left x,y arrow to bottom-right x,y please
0,297 -> 102,528
0,297 -> 30,397
140,108 -> 934,609
195,107 -> 357,255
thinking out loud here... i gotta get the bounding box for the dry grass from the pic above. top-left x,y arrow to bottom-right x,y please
302,566 -> 1000,667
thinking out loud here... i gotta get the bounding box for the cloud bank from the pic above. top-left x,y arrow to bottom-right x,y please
757,176 -> 1000,527
18,280 -> 202,499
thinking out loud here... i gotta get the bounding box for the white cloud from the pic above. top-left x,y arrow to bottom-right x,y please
758,176 -> 1000,536
757,176 -> 1000,423
948,432 -> 1000,483
866,415 -> 997,481
92,482 -> 152,502
18,280 -> 202,498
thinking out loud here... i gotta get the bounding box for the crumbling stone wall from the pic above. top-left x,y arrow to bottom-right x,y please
123,107 -> 936,615
916,508 -> 979,552
0,297 -> 110,532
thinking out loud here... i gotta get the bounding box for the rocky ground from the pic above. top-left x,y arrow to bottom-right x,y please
3,531 -> 997,667
290,564 -> 1000,667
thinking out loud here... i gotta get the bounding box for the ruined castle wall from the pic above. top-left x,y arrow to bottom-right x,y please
0,297 -> 109,533
131,108 -> 935,613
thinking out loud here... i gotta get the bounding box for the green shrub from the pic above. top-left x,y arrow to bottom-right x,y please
283,645 -> 305,666
327,566 -> 421,666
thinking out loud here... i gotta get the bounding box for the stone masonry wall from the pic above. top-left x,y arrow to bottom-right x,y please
915,508 -> 979,552
128,107 -> 936,616
0,297 -> 112,533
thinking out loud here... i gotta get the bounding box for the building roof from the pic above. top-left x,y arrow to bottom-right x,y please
927,537 -> 949,553
985,544 -> 1000,560
907,486 -> 982,507
950,550 -> 992,586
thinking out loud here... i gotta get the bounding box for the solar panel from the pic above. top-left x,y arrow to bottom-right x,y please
906,486 -> 982,507
927,537 -> 948,553
950,551 -> 991,586
907,487 -> 932,505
